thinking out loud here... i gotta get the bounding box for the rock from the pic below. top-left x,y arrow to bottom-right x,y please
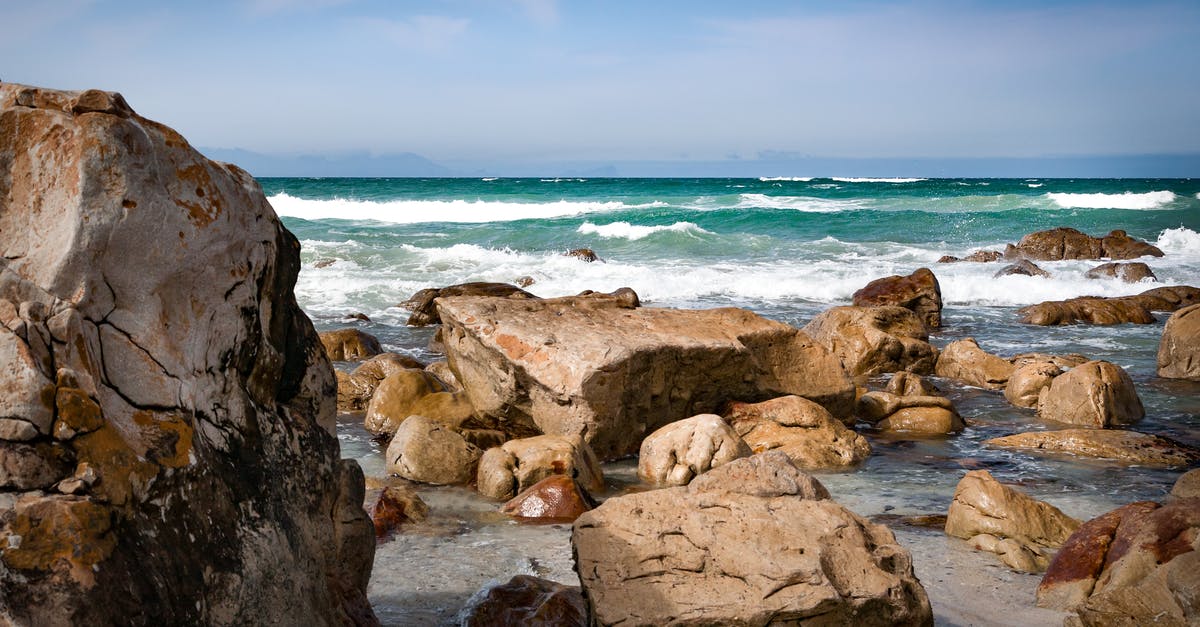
476,434 -> 604,501
1085,262 -> 1157,283
313,258 -> 336,269
385,415 -> 482,485
337,352 -> 426,411
1036,361 -> 1144,428
985,429 -> 1200,467
342,312 -> 371,322
995,259 -> 1051,278
857,391 -> 964,435
362,368 -> 445,436
724,396 -> 870,468
851,267 -> 943,328
637,414 -> 751,486
572,451 -> 933,626
885,371 -> 943,397
370,485 -> 428,538
1158,304 -> 1200,381
1005,359 -> 1068,408
401,282 -> 536,327
459,575 -> 587,627
565,248 -> 600,262
1018,286 -> 1200,326
937,255 -> 959,263
945,470 -> 1081,572
1129,285 -> 1200,312
938,250 -> 1003,263
439,294 -> 855,459
0,84 -> 373,624
501,474 -> 597,522
424,360 -> 462,391
514,275 -> 536,288
1172,469 -> 1200,499
1037,499 -> 1199,624
1005,227 -> 1163,261
803,305 -> 937,377
935,337 -> 1015,390
319,327 -> 383,361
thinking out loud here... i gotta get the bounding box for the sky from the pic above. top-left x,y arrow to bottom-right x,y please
4,0 -> 1200,174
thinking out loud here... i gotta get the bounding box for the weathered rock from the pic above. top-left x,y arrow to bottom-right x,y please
995,259 -> 1051,278
1129,285 -> 1200,312
935,337 -> 1015,390
319,327 -> 383,361
424,360 -> 461,391
1036,361 -> 1144,428
1005,227 -> 1163,261
370,484 -> 428,538
342,312 -> 370,322
1005,360 -> 1065,408
1037,499 -> 1199,625
1019,286 -> 1200,326
363,369 -> 475,437
852,267 -> 943,328
337,352 -> 426,411
1172,469 -> 1200,499
985,429 -> 1200,467
402,282 -> 535,327
803,305 -> 937,377
439,294 -> 855,459
637,414 -> 751,486
945,470 -> 1081,572
514,275 -> 536,288
0,84 -> 373,624
565,248 -> 600,262
501,474 -> 596,522
572,451 -> 933,626
1158,303 -> 1200,381
476,435 -> 604,501
385,415 -> 481,485
938,250 -> 1003,263
724,396 -> 870,468
459,575 -> 587,627
857,391 -> 964,435
1085,262 -> 1157,283
885,371 -> 943,397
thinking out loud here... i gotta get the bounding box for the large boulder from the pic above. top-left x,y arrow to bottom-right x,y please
401,282 -> 535,327
1158,303 -> 1200,381
1018,285 -> 1200,326
1036,361 -> 1144,428
637,414 -> 751,486
385,415 -> 482,485
319,327 -> 383,361
1085,262 -> 1157,283
1004,227 -> 1163,261
985,429 -> 1200,467
572,452 -> 933,626
0,85 -> 374,624
724,396 -> 870,468
803,305 -> 937,377
851,267 -> 943,328
439,294 -> 855,459
1037,499 -> 1199,625
476,434 -> 604,501
935,338 -> 1015,390
945,470 -> 1081,572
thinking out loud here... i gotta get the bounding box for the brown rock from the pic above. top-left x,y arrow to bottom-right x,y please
945,470 -> 1081,572
476,435 -> 604,501
401,282 -> 535,327
1085,262 -> 1157,283
1158,303 -> 1200,381
514,275 -> 536,288
1005,227 -> 1162,261
995,259 -> 1051,278
852,267 -> 943,328
985,429 -> 1200,467
319,327 -> 383,361
363,369 -> 445,436
460,575 -> 587,627
935,337 -> 1015,390
885,371 -> 943,397
725,396 -> 871,468
1036,361 -> 1144,428
501,474 -> 596,522
1128,285 -> 1200,312
637,413 -> 751,486
1172,469 -> 1200,499
313,258 -> 336,269
939,250 -> 1003,263
565,248 -> 600,262
337,352 -> 426,411
1005,360 -> 1065,408
572,452 -> 933,626
1100,229 -> 1166,260
439,294 -> 855,459
1019,286 -> 1199,326
424,360 -> 462,391
857,391 -> 964,435
370,485 -> 428,538
803,305 -> 938,377
385,415 -> 482,485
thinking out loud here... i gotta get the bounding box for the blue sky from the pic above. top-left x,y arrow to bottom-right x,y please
4,0 -> 1200,171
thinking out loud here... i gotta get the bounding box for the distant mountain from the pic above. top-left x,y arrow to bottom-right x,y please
198,148 -> 453,177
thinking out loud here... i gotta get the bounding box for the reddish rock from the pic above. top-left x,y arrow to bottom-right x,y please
852,267 -> 943,329
1084,262 -> 1157,283
1129,285 -> 1200,312
369,485 -> 428,539
400,282 -> 536,327
1018,297 -> 1155,326
1100,229 -> 1166,260
986,429 -> 1200,467
565,248 -> 601,262
460,575 -> 587,627
501,474 -> 596,523
1005,227 -> 1162,261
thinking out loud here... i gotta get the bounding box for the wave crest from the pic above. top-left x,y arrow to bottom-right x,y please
577,221 -> 712,240
830,177 -> 926,183
1045,190 -> 1177,210
269,192 -> 660,223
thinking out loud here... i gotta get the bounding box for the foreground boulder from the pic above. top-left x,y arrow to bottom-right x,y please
1018,285 -> 1200,326
638,414 -> 751,486
0,85 -> 374,624
1173,469 -> 1200,499
985,429 -> 1200,467
724,396 -> 870,468
1037,499 -> 1199,625
401,282 -> 535,326
439,294 -> 854,459
1085,262 -> 1157,283
935,338 -> 1015,390
1036,361 -> 1144,428
851,267 -> 943,328
572,452 -> 933,625
319,327 -> 383,361
945,470 -> 1081,572
803,305 -> 937,377
459,575 -> 587,627
1004,227 -> 1163,260
476,435 -> 604,501
1158,304 -> 1200,381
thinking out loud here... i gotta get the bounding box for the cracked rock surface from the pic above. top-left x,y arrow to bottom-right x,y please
0,84 -> 375,625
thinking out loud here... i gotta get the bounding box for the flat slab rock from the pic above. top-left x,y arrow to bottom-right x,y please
437,295 -> 854,459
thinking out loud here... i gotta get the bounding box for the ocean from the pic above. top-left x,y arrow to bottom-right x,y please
264,176 -> 1200,625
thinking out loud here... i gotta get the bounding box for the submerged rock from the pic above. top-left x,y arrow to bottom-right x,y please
0,84 -> 374,624
1158,303 -> 1200,381
803,305 -> 938,377
985,429 -> 1200,467
1036,361 -> 1144,428
1004,227 -> 1163,261
1085,261 -> 1157,283
565,248 -> 601,262
851,267 -> 943,328
938,250 -> 1003,263
638,413 -> 751,486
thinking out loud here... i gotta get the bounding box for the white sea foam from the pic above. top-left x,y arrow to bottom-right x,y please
1027,183 -> 1043,188
1155,227 -> 1200,255
736,194 -> 867,212
758,176 -> 813,182
577,221 -> 712,240
269,192 -> 650,223
1045,190 -> 1177,210
481,177 -> 498,182
830,177 -> 926,183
